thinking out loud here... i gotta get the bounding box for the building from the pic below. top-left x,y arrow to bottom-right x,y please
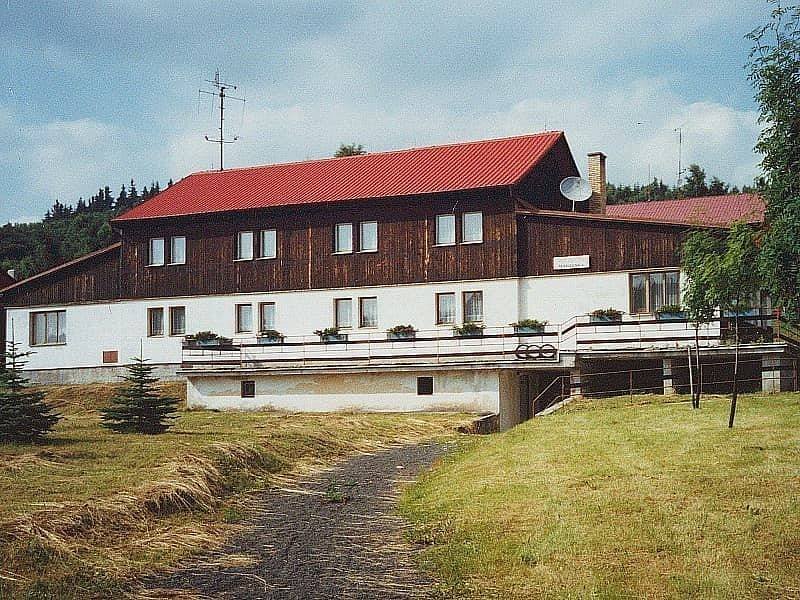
1,132 -> 796,429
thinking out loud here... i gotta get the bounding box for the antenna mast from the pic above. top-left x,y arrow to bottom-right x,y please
674,126 -> 684,190
200,70 -> 245,171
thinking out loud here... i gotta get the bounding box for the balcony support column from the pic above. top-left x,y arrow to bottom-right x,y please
569,367 -> 583,398
663,358 -> 676,395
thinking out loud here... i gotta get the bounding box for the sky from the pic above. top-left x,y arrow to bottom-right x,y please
0,1 -> 768,223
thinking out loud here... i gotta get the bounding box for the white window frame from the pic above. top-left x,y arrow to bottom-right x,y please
435,214 -> 456,246
169,236 -> 186,265
334,223 -> 353,254
359,296 -> 378,328
147,307 -> 164,337
169,306 -> 186,336
236,231 -> 254,261
462,212 -> 483,244
359,221 -> 378,253
30,310 -> 67,346
148,237 -> 165,266
258,229 -> 277,259
335,298 -> 353,329
236,303 -> 254,333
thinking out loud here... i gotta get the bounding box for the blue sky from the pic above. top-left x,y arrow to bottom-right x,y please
1,1 -> 767,223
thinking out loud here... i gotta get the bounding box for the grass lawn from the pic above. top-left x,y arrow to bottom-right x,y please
0,383 -> 469,598
400,393 -> 800,599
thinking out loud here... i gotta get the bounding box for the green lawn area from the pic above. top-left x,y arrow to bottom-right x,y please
400,393 -> 800,599
0,383 -> 469,598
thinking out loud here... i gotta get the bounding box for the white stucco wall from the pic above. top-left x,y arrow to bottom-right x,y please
519,272 -> 632,324
187,368 -> 503,415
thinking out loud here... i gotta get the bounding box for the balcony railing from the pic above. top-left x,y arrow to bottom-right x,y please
181,312 -> 783,372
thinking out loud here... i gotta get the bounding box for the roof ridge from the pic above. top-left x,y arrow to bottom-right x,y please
187,131 -> 564,177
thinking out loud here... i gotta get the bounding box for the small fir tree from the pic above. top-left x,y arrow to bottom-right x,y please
100,355 -> 180,434
0,341 -> 60,443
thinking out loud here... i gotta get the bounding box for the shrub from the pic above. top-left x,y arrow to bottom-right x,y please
453,322 -> 485,336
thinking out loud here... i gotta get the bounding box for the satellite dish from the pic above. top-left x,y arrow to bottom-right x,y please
559,177 -> 593,211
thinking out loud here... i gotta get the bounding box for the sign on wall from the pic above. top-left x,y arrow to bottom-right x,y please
553,255 -> 590,270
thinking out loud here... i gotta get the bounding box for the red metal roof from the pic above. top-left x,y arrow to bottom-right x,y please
605,194 -> 765,227
114,132 -> 565,221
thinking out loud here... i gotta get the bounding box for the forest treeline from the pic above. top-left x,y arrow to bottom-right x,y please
0,161 -> 756,282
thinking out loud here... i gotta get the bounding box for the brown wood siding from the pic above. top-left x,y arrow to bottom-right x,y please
518,215 -> 686,276
512,136 -> 581,211
1,247 -> 121,307
117,190 -> 517,299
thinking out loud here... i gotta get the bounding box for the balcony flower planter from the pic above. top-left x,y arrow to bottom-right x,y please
511,320 -> 547,335
453,324 -> 485,338
257,333 -> 284,345
315,328 -> 347,343
386,325 -> 417,341
590,309 -> 623,323
185,331 -> 232,348
655,311 -> 687,321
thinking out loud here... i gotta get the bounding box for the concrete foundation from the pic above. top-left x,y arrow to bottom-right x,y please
762,357 -> 796,393
25,364 -> 182,384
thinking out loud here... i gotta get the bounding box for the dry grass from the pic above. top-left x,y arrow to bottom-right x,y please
400,392 -> 800,599
0,382 -> 470,599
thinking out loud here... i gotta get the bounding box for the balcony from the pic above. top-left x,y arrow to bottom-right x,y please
180,312 -> 789,373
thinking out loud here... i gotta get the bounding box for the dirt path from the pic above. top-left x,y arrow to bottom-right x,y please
144,441 -> 449,599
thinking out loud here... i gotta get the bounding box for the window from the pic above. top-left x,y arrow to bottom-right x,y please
149,238 -> 165,266
259,229 -> 277,259
169,306 -> 186,335
463,291 -> 483,322
236,304 -> 253,333
630,270 -> 681,314
259,302 -> 276,331
359,221 -> 378,252
169,236 -> 186,265
436,292 -> 456,325
462,212 -> 483,243
334,223 -> 353,253
241,380 -> 255,398
417,376 -> 434,395
359,297 -> 378,328
236,231 -> 254,260
30,310 -> 66,345
435,214 -> 456,245
148,307 -> 164,337
335,298 -> 353,328
102,350 -> 118,364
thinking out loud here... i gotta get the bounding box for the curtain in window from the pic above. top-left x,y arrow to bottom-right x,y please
463,291 -> 483,322
335,224 -> 353,253
170,237 -> 186,264
437,293 -> 456,324
260,230 -> 276,258
149,309 -> 164,336
237,305 -> 253,332
260,303 -> 276,330
149,238 -> 165,265
170,307 -> 185,335
436,215 -> 456,245
360,297 -> 378,327
237,232 -> 254,260
665,272 -> 680,306
462,212 -> 483,243
335,299 -> 352,328
649,273 -> 666,312
631,274 -> 647,313
360,222 -> 378,251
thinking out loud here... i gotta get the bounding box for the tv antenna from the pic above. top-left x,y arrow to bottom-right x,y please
200,70 -> 245,171
674,125 -> 686,189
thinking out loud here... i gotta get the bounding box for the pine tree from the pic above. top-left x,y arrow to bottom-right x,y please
0,341 -> 60,442
100,355 -> 180,434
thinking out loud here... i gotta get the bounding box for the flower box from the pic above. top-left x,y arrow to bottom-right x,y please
257,335 -> 284,345
655,311 -> 687,321
514,325 -> 545,335
387,331 -> 416,341
590,314 -> 622,323
320,333 -> 348,343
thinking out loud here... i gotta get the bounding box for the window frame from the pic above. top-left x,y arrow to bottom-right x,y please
169,236 -> 186,265
462,290 -> 484,323
236,303 -> 254,333
461,211 -> 483,244
417,376 -> 434,396
435,214 -> 456,246
358,296 -> 378,328
334,297 -> 353,329
358,221 -> 378,253
259,302 -> 276,332
333,223 -> 354,254
629,269 -> 681,314
241,380 -> 255,398
169,306 -> 186,336
30,310 -> 67,346
148,237 -> 165,267
235,231 -> 254,261
147,307 -> 165,337
258,229 -> 277,260
436,292 -> 457,325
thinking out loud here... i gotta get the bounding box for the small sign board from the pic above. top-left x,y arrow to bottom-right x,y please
553,255 -> 590,270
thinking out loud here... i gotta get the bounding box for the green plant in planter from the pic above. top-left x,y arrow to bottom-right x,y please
314,327 -> 340,337
186,331 -> 232,346
655,304 -> 686,320
453,322 -> 485,336
511,318 -> 548,332
387,324 -> 417,340
590,308 -> 623,322
257,329 -> 284,344
192,331 -> 219,341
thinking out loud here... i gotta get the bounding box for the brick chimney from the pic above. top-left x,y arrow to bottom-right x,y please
587,152 -> 607,214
